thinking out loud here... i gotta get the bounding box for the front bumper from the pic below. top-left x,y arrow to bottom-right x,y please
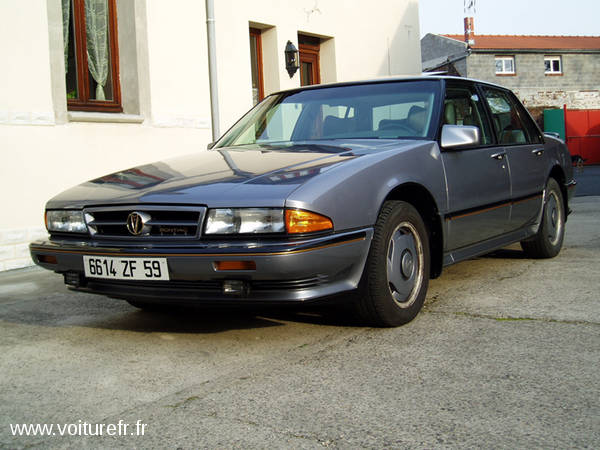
30,229 -> 373,304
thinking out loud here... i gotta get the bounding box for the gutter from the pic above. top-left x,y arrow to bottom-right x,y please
205,0 -> 220,140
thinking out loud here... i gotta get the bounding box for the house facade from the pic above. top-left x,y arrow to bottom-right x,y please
421,31 -> 600,112
0,0 -> 422,271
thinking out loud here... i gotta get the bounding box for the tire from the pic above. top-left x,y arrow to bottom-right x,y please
356,200 -> 430,327
521,177 -> 565,259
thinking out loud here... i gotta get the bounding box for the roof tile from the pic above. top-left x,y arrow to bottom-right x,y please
442,34 -> 600,50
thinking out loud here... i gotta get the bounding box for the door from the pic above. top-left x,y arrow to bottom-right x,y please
480,86 -> 546,230
441,81 -> 511,251
249,28 -> 264,105
299,36 -> 320,86
565,107 -> 600,165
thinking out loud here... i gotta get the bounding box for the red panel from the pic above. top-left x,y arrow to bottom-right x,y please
565,109 -> 600,165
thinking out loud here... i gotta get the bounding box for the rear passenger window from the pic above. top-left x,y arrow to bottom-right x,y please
481,87 -> 541,144
445,85 -> 494,145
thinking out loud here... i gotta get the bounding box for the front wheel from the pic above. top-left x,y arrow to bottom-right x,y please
521,177 -> 565,258
355,201 -> 430,327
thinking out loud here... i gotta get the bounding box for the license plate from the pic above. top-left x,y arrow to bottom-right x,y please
83,256 -> 169,281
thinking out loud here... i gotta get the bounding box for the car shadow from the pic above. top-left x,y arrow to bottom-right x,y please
0,291 -> 363,334
84,290 -> 364,331
480,248 -> 529,260
88,307 -> 287,334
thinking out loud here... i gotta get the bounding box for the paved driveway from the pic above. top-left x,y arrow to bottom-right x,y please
1,197 -> 599,449
574,164 -> 600,196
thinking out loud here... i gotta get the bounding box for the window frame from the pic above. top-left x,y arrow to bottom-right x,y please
67,0 -> 122,112
544,56 -> 562,75
479,85 -> 543,146
494,56 -> 516,76
441,80 -> 496,149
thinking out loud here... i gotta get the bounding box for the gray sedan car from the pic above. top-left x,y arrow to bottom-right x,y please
30,76 -> 575,326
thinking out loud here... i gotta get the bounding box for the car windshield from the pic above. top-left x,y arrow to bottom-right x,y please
215,80 -> 442,148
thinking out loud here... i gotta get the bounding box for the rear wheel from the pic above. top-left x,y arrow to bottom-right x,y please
521,177 -> 565,258
356,201 -> 430,327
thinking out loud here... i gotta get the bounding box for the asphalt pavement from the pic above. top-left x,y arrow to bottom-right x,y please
0,196 -> 599,449
573,164 -> 600,196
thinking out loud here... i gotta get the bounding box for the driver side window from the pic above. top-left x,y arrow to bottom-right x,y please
445,85 -> 493,145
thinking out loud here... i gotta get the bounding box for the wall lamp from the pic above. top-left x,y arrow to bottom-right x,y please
285,41 -> 299,78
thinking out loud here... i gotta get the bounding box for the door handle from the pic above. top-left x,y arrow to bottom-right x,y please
491,151 -> 506,160
532,148 -> 544,156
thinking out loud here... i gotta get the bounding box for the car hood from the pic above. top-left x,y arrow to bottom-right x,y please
46,140 -> 420,209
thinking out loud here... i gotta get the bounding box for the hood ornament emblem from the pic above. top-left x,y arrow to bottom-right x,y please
126,211 -> 152,236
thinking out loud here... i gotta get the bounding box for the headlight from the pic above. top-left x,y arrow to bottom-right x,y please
45,210 -> 88,233
205,208 -> 285,234
204,208 -> 334,235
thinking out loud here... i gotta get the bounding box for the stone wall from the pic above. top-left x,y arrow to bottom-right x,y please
466,52 -> 600,109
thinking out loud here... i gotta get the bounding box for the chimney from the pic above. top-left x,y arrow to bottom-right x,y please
464,16 -> 475,47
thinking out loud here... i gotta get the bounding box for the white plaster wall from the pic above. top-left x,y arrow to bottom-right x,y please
144,0 -> 212,128
0,0 -> 421,271
213,0 -> 422,130
0,0 -> 55,125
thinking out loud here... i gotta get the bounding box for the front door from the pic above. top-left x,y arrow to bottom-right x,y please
299,36 -> 320,86
441,81 -> 512,251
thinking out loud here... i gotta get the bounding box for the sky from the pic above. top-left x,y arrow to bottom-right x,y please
419,0 -> 599,37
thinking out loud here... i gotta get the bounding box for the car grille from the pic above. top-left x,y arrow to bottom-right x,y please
252,275 -> 329,290
87,276 -> 328,292
84,205 -> 206,239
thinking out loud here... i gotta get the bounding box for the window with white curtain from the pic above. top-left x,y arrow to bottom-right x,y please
62,0 -> 121,111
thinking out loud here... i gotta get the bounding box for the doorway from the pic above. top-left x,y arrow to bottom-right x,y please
298,35 -> 320,86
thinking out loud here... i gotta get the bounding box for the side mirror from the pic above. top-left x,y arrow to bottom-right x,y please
441,125 -> 480,150
207,142 -> 216,150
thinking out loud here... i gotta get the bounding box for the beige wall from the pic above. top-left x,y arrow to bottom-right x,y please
0,0 -> 421,271
213,0 -> 422,130
0,0 -> 55,124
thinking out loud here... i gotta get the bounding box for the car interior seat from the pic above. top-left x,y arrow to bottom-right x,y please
407,106 -> 427,135
444,101 -> 456,125
500,129 -> 526,144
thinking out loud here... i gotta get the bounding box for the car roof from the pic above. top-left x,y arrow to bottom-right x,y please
271,75 -> 508,96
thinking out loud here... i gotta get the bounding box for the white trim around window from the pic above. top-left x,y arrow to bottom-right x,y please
544,56 -> 562,74
495,56 -> 515,75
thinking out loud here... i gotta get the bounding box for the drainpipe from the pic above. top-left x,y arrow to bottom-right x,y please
205,0 -> 220,141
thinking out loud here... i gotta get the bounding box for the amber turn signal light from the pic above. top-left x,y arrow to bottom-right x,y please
214,261 -> 256,271
285,209 -> 333,234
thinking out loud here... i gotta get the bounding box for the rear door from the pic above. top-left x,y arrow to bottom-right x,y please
479,86 -> 546,230
441,80 -> 511,251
